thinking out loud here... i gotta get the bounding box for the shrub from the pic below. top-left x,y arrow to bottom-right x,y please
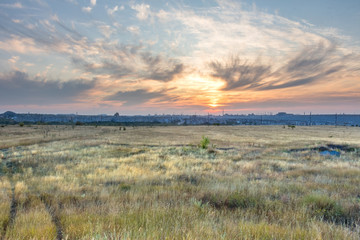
19,122 -> 24,127
302,194 -> 344,222
119,184 -> 131,191
200,192 -> 224,209
199,136 -> 210,149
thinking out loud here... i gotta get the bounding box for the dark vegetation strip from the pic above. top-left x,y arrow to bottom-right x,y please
289,144 -> 358,153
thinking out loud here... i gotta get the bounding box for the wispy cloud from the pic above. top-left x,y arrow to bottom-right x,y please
140,52 -> 184,82
104,89 -> 165,106
0,2 -> 23,9
209,56 -> 271,90
107,5 -> 121,16
131,3 -> 151,20
127,25 -> 140,34
82,6 -> 92,13
82,0 -> 96,13
209,42 -> 354,91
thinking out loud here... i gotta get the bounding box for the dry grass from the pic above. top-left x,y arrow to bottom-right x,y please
0,125 -> 360,239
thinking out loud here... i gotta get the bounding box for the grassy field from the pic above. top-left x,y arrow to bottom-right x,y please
0,124 -> 359,239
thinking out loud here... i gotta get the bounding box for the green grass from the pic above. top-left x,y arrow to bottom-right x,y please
0,125 -> 359,239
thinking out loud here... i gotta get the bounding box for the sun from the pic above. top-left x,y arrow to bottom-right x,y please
169,73 -> 226,108
209,103 -> 218,108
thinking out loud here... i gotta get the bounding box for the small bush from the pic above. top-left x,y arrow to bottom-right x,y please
302,194 -> 344,222
119,184 -> 131,192
200,192 -> 224,208
19,122 -> 24,127
303,196 -> 360,226
199,136 -> 210,149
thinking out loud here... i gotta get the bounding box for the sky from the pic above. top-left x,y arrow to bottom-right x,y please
0,0 -> 359,115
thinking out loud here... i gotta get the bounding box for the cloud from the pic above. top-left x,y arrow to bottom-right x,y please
82,0 -> 96,12
71,49 -> 184,82
227,92 -> 360,111
284,42 -> 337,78
107,5 -> 119,15
8,56 -> 19,64
0,71 -> 95,104
82,6 -> 92,13
131,4 -> 151,20
127,25 -> 140,34
104,89 -> 165,106
0,36 -> 45,54
0,2 -> 23,8
141,52 -> 184,82
98,24 -> 115,38
209,56 -> 271,90
209,42 -> 349,91
71,57 -> 132,78
260,42 -> 346,90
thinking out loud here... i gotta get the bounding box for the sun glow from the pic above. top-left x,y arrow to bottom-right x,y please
209,103 -> 219,108
169,73 -> 226,108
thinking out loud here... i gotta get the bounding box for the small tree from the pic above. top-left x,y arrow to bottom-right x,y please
19,122 -> 24,127
199,136 -> 210,149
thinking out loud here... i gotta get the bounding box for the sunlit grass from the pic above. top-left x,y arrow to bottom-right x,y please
0,125 -> 359,239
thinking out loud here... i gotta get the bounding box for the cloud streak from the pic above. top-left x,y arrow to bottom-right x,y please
104,89 -> 166,106
209,42 -> 352,91
209,56 -> 271,90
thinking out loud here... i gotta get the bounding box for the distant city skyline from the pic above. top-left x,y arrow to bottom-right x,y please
0,0 -> 359,115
